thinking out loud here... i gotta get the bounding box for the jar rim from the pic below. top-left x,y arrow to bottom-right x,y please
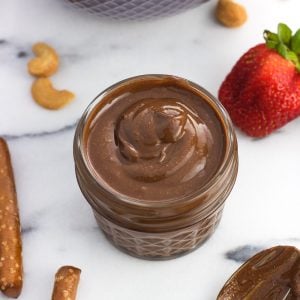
74,74 -> 237,209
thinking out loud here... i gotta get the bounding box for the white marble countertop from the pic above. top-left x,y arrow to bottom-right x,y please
1,0 -> 300,299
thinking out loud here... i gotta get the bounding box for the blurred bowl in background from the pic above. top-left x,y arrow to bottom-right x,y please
65,0 -> 210,21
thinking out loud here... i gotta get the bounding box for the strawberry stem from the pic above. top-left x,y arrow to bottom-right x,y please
264,23 -> 300,72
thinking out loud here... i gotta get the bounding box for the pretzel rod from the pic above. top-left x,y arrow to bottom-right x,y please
52,266 -> 81,300
0,138 -> 23,298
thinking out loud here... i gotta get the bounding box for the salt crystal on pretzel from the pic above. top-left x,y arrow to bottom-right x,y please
0,138 -> 23,298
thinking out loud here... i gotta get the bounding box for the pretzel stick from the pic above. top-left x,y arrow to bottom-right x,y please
0,138 -> 23,298
52,266 -> 81,300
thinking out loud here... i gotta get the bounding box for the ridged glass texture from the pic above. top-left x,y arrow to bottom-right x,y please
74,75 -> 238,260
66,0 -> 210,21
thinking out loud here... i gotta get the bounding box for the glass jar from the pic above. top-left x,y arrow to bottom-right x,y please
73,75 -> 238,260
65,0 -> 210,21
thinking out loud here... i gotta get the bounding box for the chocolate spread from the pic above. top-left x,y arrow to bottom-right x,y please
218,246 -> 300,299
85,77 -> 225,201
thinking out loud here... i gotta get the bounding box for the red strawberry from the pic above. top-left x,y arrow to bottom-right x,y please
219,23 -> 300,137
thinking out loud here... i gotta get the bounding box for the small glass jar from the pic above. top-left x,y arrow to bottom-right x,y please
74,75 -> 238,260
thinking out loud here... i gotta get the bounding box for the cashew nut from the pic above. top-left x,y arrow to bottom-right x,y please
216,0 -> 247,28
28,42 -> 59,77
31,78 -> 75,110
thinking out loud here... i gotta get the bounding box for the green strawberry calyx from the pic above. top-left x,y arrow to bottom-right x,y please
264,23 -> 300,72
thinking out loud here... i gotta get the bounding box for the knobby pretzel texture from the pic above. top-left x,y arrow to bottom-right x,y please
52,266 -> 81,300
0,138 -> 23,298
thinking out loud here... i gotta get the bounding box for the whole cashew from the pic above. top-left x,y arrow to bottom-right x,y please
31,78 -> 75,110
216,0 -> 247,28
28,42 -> 59,77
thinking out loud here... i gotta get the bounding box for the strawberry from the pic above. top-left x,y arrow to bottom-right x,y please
219,23 -> 300,137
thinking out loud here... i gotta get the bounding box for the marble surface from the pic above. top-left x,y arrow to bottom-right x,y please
1,0 -> 300,299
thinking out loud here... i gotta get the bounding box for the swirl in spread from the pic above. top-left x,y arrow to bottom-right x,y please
115,99 -> 212,183
86,81 -> 225,200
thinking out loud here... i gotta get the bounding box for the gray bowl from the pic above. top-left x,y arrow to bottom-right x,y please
66,0 -> 210,21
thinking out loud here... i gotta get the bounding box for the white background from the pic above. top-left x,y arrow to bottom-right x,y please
0,0 -> 300,299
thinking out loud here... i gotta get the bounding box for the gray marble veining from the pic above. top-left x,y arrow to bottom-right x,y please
0,0 -> 299,299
